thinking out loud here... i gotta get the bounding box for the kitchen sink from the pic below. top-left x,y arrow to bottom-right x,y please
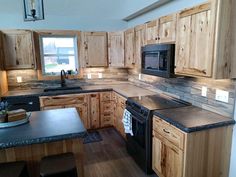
43,86 -> 82,92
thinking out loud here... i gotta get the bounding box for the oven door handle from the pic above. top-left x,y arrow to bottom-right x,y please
131,115 -> 146,124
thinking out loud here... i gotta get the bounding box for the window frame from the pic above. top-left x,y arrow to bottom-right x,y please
39,34 -> 79,76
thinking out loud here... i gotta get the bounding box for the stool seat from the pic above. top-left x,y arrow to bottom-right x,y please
0,161 -> 28,177
40,152 -> 78,177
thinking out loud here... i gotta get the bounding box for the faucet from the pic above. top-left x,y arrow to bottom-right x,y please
60,70 -> 67,87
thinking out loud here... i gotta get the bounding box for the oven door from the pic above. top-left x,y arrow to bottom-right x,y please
126,113 -> 149,173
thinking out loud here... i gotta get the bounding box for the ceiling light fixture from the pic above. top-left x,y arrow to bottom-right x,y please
23,0 -> 44,21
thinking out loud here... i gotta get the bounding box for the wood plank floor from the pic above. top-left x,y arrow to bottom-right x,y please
84,128 -> 157,177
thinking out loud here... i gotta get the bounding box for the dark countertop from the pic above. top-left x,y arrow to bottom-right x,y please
154,106 -> 235,133
0,108 -> 87,149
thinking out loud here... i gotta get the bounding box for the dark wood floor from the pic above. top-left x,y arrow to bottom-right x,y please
84,128 -> 157,177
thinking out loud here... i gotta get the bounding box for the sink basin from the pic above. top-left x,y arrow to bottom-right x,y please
43,86 -> 82,92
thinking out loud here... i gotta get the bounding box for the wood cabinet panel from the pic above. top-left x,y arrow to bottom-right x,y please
153,131 -> 183,177
2,30 -> 35,70
124,28 -> 135,68
108,31 -> 125,67
88,93 -> 100,129
159,13 -> 177,44
146,20 -> 159,44
83,32 -> 108,67
175,3 -> 214,77
134,24 -> 146,68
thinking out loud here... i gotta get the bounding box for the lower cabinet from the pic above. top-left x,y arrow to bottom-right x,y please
152,115 -> 233,177
39,91 -> 127,137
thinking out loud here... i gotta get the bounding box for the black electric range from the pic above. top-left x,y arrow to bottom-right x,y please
125,94 -> 191,174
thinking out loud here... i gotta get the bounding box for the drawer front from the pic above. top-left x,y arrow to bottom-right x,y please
101,114 -> 113,127
100,92 -> 112,101
153,116 -> 185,150
40,95 -> 87,107
101,102 -> 113,113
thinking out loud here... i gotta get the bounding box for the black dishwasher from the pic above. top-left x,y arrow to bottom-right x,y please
1,96 -> 40,112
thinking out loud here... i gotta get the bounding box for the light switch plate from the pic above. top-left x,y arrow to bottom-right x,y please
215,89 -> 229,103
98,73 -> 103,79
201,86 -> 207,97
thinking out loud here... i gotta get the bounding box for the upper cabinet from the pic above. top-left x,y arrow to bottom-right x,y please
134,24 -> 147,68
2,30 -> 35,70
146,20 -> 159,44
0,32 -> 4,70
82,32 -> 108,67
108,31 -> 125,67
175,0 -> 235,79
175,3 -> 214,77
158,13 -> 177,44
124,28 -> 135,68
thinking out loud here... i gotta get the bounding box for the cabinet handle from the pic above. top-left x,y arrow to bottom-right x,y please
163,129 -> 170,134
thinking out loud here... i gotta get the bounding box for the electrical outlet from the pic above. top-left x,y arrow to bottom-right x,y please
87,73 -> 92,79
215,89 -> 229,103
139,74 -> 142,80
201,86 -> 207,97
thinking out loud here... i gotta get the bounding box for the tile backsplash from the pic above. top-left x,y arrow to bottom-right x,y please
128,69 -> 236,118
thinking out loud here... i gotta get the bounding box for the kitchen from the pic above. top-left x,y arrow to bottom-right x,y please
0,0 -> 236,177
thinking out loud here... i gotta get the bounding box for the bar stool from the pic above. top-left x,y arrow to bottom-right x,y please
40,152 -> 78,177
0,161 -> 29,177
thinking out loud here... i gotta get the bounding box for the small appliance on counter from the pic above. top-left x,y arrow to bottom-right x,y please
141,44 -> 175,78
125,94 -> 191,174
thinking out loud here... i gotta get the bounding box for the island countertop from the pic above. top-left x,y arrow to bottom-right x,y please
0,108 -> 87,149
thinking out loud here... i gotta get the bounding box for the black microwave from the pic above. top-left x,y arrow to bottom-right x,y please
141,44 -> 175,78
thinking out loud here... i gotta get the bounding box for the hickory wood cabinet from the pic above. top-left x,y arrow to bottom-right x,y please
108,31 -> 125,67
175,0 -> 236,79
1,30 -> 35,70
152,116 -> 233,177
145,13 -> 177,45
134,24 -> 147,68
124,28 -> 135,68
39,91 -> 127,138
81,32 -> 108,67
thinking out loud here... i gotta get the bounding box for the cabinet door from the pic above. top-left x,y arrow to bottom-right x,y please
89,93 -> 100,129
159,13 -> 177,44
108,31 -> 125,67
124,28 -> 135,68
146,20 -> 159,44
153,132 -> 183,177
135,24 -> 147,68
2,30 -> 35,69
175,3 -> 214,77
83,32 -> 108,67
0,32 -> 4,70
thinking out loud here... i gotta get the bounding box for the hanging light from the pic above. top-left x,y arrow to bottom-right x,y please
23,0 -> 44,21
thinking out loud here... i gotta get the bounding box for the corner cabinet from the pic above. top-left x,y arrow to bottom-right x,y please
124,28 -> 135,68
2,30 -> 35,70
108,31 -> 125,67
152,116 -> 233,177
82,32 -> 108,67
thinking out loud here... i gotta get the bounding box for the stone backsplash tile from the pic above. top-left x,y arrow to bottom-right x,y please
128,70 -> 236,118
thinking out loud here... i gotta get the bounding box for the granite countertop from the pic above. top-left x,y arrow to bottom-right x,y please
2,83 -> 156,98
0,108 -> 87,149
154,106 -> 235,133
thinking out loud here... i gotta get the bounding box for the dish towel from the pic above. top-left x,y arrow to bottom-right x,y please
122,109 -> 133,136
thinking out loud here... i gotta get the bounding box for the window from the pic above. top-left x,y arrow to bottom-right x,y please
40,36 -> 78,75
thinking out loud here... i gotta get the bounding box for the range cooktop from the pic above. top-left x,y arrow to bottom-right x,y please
127,94 -> 191,111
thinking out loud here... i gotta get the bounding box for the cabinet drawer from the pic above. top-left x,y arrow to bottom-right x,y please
101,102 -> 113,113
153,116 -> 185,150
100,92 -> 112,101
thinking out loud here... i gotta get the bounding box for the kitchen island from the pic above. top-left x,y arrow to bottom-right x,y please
0,108 -> 86,177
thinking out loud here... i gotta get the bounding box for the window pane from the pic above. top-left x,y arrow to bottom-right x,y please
44,56 -> 77,74
42,37 -> 75,55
